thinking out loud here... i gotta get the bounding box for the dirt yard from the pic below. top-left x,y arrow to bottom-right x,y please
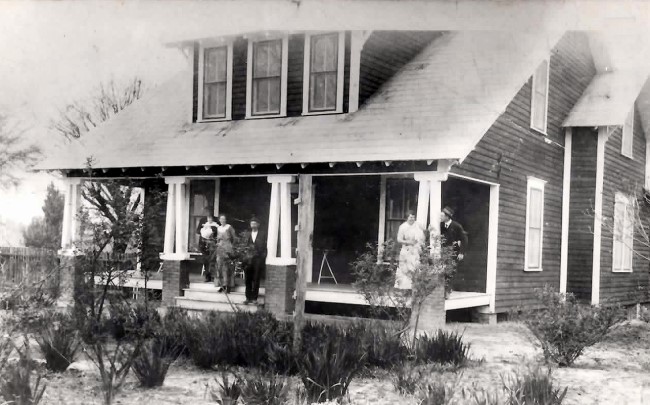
38,320 -> 650,404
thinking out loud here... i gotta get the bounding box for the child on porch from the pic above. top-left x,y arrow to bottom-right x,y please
197,207 -> 219,283
215,213 -> 237,293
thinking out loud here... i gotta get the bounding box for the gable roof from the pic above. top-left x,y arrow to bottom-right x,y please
36,30 -> 562,171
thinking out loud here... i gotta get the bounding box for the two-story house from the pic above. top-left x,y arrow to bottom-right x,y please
38,29 -> 650,327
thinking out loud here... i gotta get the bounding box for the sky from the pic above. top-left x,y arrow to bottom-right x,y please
2,0 -> 650,233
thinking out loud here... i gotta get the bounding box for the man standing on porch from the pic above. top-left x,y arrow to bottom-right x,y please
440,206 -> 468,262
244,217 -> 267,305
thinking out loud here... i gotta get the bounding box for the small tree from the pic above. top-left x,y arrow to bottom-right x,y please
23,183 -> 64,250
352,233 -> 456,340
0,115 -> 39,188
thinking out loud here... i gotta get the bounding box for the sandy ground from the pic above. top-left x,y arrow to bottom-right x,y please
36,320 -> 650,404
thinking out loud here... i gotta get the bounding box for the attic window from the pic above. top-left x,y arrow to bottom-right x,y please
303,32 -> 345,114
246,35 -> 288,118
198,42 -> 233,121
530,60 -> 549,134
621,107 -> 634,158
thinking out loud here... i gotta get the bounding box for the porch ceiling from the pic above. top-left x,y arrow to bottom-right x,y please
36,31 -> 561,172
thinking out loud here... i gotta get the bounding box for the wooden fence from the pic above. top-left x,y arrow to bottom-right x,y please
0,247 -> 60,293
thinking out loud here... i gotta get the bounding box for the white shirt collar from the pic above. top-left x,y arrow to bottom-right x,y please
445,219 -> 452,228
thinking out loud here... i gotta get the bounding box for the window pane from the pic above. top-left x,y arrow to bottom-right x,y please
310,73 -> 337,111
311,34 -> 338,73
533,96 -> 546,130
527,228 -> 541,268
205,47 -> 227,83
535,61 -> 548,93
204,83 -> 226,118
325,74 -> 337,108
254,40 -> 281,78
268,78 -> 281,113
528,188 -> 543,228
253,78 -> 280,115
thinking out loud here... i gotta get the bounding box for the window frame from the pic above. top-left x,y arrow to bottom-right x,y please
524,176 -> 546,272
197,40 -> 233,122
302,31 -> 345,115
530,59 -> 550,135
613,192 -> 634,273
246,34 -> 289,119
621,107 -> 634,159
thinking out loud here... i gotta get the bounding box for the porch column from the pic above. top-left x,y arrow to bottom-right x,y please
162,176 -> 190,260
413,172 -> 448,235
59,177 -> 83,252
592,128 -> 610,305
266,175 -> 296,264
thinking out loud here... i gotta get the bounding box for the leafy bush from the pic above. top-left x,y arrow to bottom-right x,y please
502,366 -> 567,405
210,371 -> 242,405
161,307 -> 193,357
298,323 -> 365,403
185,311 -> 231,369
391,362 -> 425,395
413,330 -> 470,367
239,372 -> 291,405
34,311 -> 80,372
0,344 -> 46,405
131,333 -> 182,388
521,287 -> 624,367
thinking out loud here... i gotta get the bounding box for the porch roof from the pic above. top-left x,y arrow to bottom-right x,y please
562,70 -> 650,128
36,30 -> 561,171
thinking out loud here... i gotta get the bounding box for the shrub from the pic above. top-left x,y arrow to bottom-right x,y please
502,366 -> 567,405
0,343 -> 46,405
210,371 -> 242,405
161,307 -> 194,357
298,323 -> 365,403
521,287 -> 624,367
460,385 -> 501,405
239,372 -> 291,405
131,333 -> 182,388
185,311 -> 231,369
417,380 -> 451,405
391,362 -> 425,395
34,311 -> 80,372
350,321 -> 408,369
413,330 -> 470,367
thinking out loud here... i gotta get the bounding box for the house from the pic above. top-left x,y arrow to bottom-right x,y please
37,29 -> 650,327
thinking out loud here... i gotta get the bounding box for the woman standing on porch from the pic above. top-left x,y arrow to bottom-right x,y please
215,214 -> 237,293
395,211 -> 425,290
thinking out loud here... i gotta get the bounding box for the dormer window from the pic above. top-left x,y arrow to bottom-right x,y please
246,35 -> 288,118
530,59 -> 549,134
303,32 -> 345,114
198,42 -> 233,121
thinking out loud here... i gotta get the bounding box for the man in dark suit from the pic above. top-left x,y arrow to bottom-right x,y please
244,217 -> 267,305
440,206 -> 468,262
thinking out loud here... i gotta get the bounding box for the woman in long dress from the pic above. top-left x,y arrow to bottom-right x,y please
215,214 -> 237,292
395,211 -> 425,290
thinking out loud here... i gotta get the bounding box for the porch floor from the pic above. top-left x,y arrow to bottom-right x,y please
97,272 -> 490,311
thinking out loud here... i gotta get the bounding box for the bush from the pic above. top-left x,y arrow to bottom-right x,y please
298,323 -> 365,403
185,311 -> 232,369
413,330 -> 470,367
34,311 -> 80,372
350,321 -> 408,369
239,372 -> 290,405
521,287 -> 624,367
391,362 -> 425,395
161,307 -> 193,357
417,380 -> 451,405
0,344 -> 46,405
131,333 -> 182,388
210,371 -> 242,405
502,366 -> 567,405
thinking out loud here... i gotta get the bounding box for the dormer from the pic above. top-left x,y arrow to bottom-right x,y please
191,31 -> 440,123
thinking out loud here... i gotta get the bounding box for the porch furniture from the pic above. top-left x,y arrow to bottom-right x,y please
317,249 -> 338,285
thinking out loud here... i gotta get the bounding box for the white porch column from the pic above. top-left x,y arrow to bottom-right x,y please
592,128 -> 610,305
267,175 -> 296,264
560,128 -> 573,295
377,176 -> 387,247
414,172 -> 448,233
59,178 -> 83,252
162,176 -> 190,260
163,180 -> 177,255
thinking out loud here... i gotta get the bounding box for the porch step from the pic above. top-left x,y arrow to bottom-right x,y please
183,289 -> 265,305
175,296 -> 261,312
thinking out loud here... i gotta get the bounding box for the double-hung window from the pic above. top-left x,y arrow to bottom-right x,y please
621,107 -> 634,158
303,32 -> 345,114
198,42 -> 233,121
530,60 -> 549,134
247,35 -> 288,118
613,193 -> 634,272
525,177 -> 546,271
